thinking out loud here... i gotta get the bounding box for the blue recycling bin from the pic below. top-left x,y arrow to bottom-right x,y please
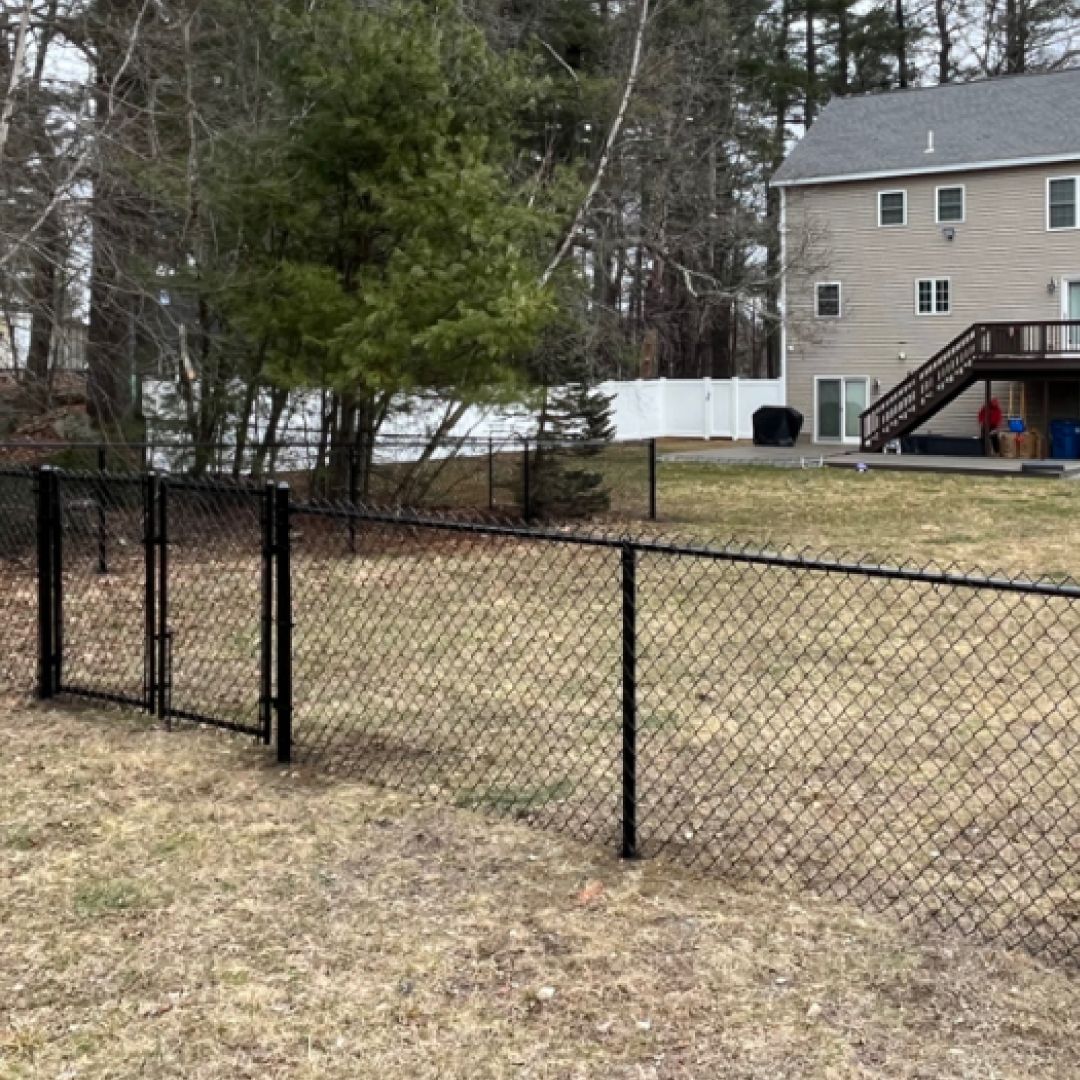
1049,419 -> 1080,460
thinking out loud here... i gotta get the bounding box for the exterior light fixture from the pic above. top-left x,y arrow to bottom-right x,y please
1048,277 -> 1058,295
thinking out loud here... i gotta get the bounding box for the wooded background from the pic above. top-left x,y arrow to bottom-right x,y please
1,0 -> 1076,465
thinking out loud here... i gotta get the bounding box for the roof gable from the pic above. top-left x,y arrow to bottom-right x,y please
773,68 -> 1080,186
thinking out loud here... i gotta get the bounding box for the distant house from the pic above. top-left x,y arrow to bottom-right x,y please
773,69 -> 1080,450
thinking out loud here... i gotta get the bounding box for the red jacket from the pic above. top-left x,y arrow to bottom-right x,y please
978,399 -> 1003,430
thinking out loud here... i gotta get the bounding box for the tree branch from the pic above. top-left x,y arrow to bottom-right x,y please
539,0 -> 650,288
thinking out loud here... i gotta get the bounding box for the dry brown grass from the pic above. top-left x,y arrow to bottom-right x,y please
1,701 -> 1077,1080
657,461 -> 1080,579
286,533 -> 1080,961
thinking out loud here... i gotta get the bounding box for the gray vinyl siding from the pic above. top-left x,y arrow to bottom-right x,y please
783,162 -> 1080,443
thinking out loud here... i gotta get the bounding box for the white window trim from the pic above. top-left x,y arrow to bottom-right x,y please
878,189 -> 907,227
1062,275 -> 1080,352
813,376 -> 869,446
1046,175 -> 1079,231
814,281 -> 842,318
915,277 -> 952,316
935,184 -> 965,224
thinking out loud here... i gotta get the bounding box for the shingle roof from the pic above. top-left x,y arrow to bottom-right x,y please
772,68 -> 1080,186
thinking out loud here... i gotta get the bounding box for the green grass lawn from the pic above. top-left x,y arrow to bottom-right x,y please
657,461 -> 1080,578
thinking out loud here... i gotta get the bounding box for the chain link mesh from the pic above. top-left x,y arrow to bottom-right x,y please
0,468 -> 37,697
0,437 -> 656,521
286,506 -> 1079,963
0,468 -> 1076,963
634,550 -> 1080,959
161,481 -> 268,733
289,507 -> 624,842
55,472 -> 147,707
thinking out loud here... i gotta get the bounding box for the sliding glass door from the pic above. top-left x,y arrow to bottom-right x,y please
816,377 -> 868,444
1067,281 -> 1080,351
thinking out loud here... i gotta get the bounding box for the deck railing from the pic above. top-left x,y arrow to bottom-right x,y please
860,321 -> 1080,451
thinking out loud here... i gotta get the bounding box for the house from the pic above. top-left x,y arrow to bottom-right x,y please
773,69 -> 1080,451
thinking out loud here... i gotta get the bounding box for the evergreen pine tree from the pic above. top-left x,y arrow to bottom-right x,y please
531,378 -> 615,518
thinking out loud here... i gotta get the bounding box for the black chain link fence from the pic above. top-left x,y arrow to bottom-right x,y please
0,465 -> 1077,965
54,472 -> 148,708
0,437 -> 657,521
0,468 -> 37,696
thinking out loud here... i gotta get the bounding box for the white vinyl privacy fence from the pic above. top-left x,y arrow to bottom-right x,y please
145,377 -> 785,455
610,378 -> 785,441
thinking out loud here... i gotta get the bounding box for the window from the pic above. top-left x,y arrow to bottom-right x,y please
878,190 -> 906,227
936,185 -> 965,223
916,278 -> 951,315
815,282 -> 841,318
1048,177 -> 1078,230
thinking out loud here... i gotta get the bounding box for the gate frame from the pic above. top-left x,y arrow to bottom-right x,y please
39,467 -> 276,741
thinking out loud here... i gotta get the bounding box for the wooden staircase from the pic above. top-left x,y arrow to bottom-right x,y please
860,321 -> 1080,452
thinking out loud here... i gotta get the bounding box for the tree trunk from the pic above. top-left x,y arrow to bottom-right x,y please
836,1 -> 850,93
766,0 -> 792,379
252,386 -> 288,478
895,0 -> 909,88
26,212 -> 59,387
935,0 -> 952,83
805,0 -> 817,126
87,234 -> 134,429
1005,0 -> 1026,73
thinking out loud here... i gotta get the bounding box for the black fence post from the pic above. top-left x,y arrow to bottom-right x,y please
49,468 -> 63,694
259,482 -> 276,745
522,437 -> 532,523
96,444 -> 108,574
488,436 -> 495,513
35,468 -> 55,699
347,444 -> 358,554
143,473 -> 158,714
156,478 -> 170,725
648,438 -> 658,521
275,483 -> 293,765
621,543 -> 639,859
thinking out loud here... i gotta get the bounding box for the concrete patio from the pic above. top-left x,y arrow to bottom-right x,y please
660,441 -> 1080,478
659,443 -> 846,468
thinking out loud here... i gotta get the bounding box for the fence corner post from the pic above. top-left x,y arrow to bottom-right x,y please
648,439 -> 657,521
142,473 -> 158,714
347,444 -> 358,554
620,542 -> 638,859
275,482 -> 293,765
96,444 -> 108,574
35,467 -> 56,700
522,437 -> 533,523
259,481 -> 276,746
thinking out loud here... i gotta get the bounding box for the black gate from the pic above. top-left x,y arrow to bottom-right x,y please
40,469 -> 272,741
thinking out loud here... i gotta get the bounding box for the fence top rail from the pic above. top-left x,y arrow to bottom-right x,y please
290,500 -> 1080,599
0,432 -> 652,449
44,466 -> 272,495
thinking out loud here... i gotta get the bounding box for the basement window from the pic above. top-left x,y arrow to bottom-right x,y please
1048,177 -> 1078,230
815,282 -> 842,318
916,278 -> 951,315
878,190 -> 907,227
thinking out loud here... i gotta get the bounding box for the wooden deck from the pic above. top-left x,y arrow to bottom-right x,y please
827,452 -> 1080,479
861,321 -> 1080,452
